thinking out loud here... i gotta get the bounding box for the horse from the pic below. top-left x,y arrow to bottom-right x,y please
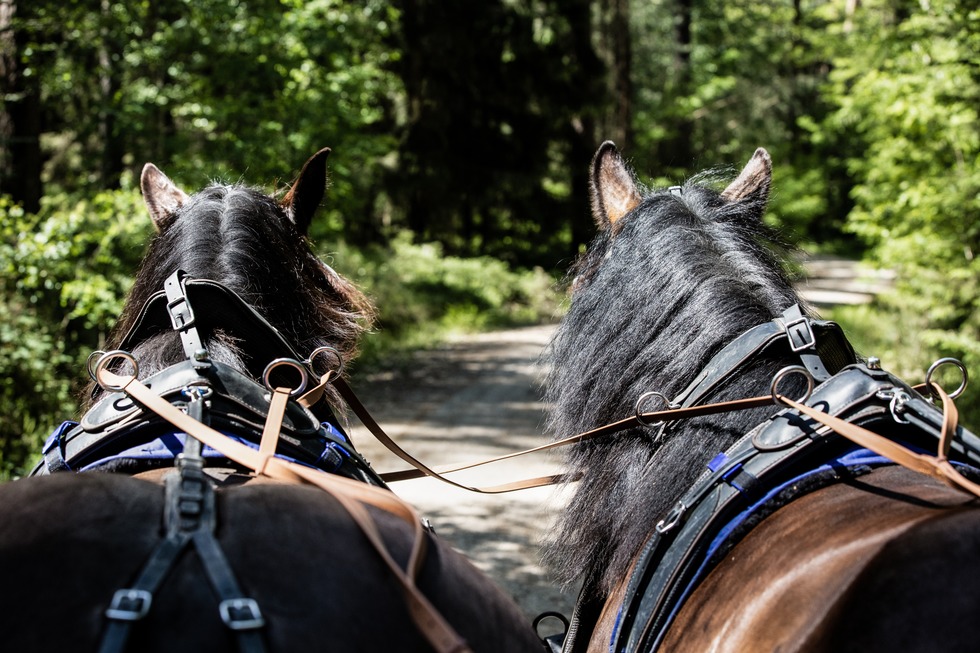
0,148 -> 544,653
543,142 -> 980,652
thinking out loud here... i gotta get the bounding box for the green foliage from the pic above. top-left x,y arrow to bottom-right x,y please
820,0 -> 980,420
22,0 -> 402,244
0,190 -> 152,477
326,233 -> 562,363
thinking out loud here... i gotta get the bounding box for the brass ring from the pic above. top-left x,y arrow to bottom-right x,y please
925,357 -> 968,399
770,365 -> 815,407
262,358 -> 309,396
94,350 -> 139,392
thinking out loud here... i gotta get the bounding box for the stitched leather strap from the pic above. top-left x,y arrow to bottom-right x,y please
258,387 -> 290,460
776,383 -> 980,499
96,367 -> 471,653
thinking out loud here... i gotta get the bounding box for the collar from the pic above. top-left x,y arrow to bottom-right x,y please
119,269 -> 309,381
671,304 -> 856,409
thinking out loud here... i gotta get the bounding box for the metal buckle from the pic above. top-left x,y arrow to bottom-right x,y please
106,588 -> 153,621
166,295 -> 196,331
219,598 -> 265,630
877,388 -> 912,425
784,316 -> 816,353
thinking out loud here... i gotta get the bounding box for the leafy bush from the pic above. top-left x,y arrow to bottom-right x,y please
0,190 -> 153,477
324,232 -> 562,363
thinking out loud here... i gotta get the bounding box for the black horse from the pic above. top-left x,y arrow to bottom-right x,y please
1,149 -> 542,653
545,142 -> 980,652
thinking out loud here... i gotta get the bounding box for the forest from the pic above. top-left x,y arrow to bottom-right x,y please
1,0 -> 977,476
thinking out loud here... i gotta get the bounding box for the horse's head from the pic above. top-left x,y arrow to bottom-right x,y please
571,141 -> 786,307
87,149 -> 373,408
545,142 -> 806,596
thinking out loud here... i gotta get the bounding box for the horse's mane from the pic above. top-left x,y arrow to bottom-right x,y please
85,183 -> 373,410
544,168 -> 805,596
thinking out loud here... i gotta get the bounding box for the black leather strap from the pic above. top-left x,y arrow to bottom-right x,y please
119,272 -> 307,381
99,456 -> 267,653
163,270 -> 206,364
671,304 -> 855,411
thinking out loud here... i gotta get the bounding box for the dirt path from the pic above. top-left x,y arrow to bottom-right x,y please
346,324 -> 577,622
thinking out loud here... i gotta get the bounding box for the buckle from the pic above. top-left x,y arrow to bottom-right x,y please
784,316 -> 816,353
106,589 -> 153,621
219,598 -> 265,630
166,295 -> 196,331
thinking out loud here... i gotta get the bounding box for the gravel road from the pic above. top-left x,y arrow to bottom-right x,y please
345,324 -> 578,623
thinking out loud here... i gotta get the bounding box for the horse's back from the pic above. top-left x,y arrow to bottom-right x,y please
0,473 -> 541,652
663,466 -> 980,653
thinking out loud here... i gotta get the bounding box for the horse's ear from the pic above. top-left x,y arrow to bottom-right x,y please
721,148 -> 772,205
590,141 -> 642,229
141,164 -> 189,230
281,147 -> 331,234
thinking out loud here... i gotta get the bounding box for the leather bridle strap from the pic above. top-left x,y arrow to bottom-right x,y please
776,383 -> 980,499
95,367 -> 472,653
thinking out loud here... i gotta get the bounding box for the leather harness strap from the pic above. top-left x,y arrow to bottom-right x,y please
372,389 -> 774,485
96,366 -> 472,653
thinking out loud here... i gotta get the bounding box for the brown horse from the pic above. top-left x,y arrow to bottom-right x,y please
544,142 -> 980,652
2,149 -> 543,653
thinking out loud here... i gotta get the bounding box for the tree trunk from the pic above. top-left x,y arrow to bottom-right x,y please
658,0 -> 694,170
0,0 -> 43,212
602,0 -> 633,151
98,0 -> 125,188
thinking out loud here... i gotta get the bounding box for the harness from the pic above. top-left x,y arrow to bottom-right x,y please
33,269 -> 472,653
555,306 -> 980,653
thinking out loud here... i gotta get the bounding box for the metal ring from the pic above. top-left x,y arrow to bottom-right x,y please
770,365 -> 815,408
94,350 -> 139,392
532,611 -> 570,640
306,346 -> 344,378
262,358 -> 309,397
86,350 -> 106,382
635,391 -> 677,426
925,357 -> 968,399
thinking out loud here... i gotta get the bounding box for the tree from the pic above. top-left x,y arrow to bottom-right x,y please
0,0 -> 42,212
825,0 -> 980,383
389,0 -> 604,266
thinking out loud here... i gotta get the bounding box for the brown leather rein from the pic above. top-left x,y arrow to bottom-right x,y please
326,368 -> 979,501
